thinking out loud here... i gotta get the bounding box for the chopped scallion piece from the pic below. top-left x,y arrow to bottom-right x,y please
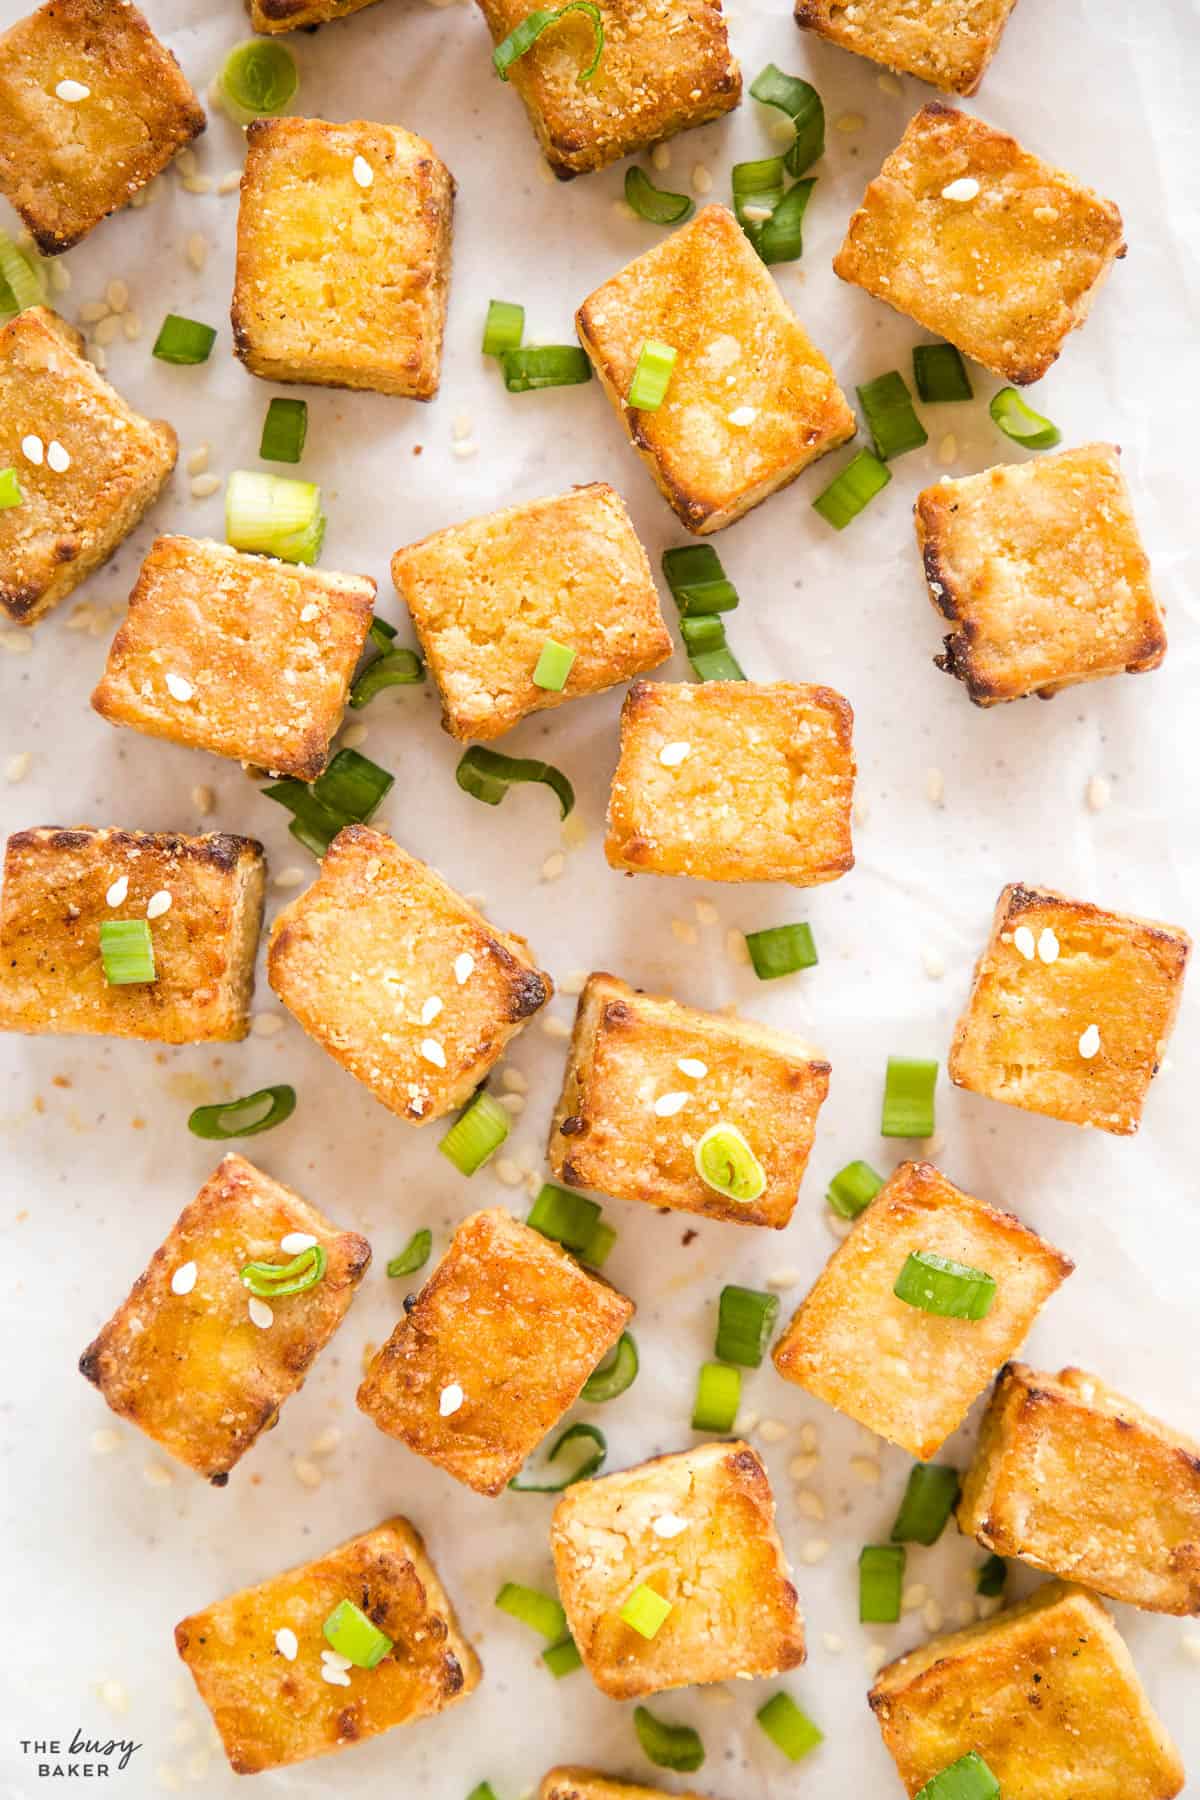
369,615 -> 398,650
188,1084 -> 296,1139
240,1244 -> 326,1298
858,370 -> 928,461
482,298 -> 525,357
744,922 -> 817,980
756,1692 -> 823,1762
541,1635 -> 582,1677
892,1463 -> 960,1545
749,63 -> 824,176
690,644 -> 745,681
694,1123 -> 766,1203
989,386 -> 1062,450
0,229 -> 46,317
386,1228 -> 433,1278
633,1706 -> 704,1773
582,1219 -> 617,1267
977,1553 -> 1007,1597
915,1752 -> 1000,1800
826,1159 -> 884,1219
259,396 -> 307,464
492,0 -> 604,83
812,449 -> 891,529
620,1584 -> 673,1639
913,342 -> 973,404
456,745 -> 574,818
152,314 -> 216,366
679,614 -> 727,656
581,1331 -> 638,1403
99,918 -> 156,986
859,1544 -> 905,1623
263,747 -> 393,855
217,38 -> 298,125
439,1090 -> 510,1175
0,467 -> 23,509
527,1184 -> 600,1254
758,177 -> 815,265
500,346 -> 593,392
625,166 -> 693,225
509,1422 -> 607,1491
226,469 -> 325,564
661,544 -> 739,615
881,1055 -> 937,1138
715,1285 -> 779,1367
494,1582 -> 567,1643
532,638 -> 576,691
731,154 -> 785,242
349,648 -> 424,709
895,1250 -> 996,1321
627,338 -> 677,411
322,1598 -> 393,1668
691,1360 -> 741,1432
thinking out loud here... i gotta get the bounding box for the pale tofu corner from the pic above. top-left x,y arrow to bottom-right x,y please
795,0 -> 1020,96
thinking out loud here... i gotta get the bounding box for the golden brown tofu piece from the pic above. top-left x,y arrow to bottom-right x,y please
268,825 -> 551,1122
0,0 -> 203,253
540,1771 -> 719,1800
834,104 -> 1125,385
552,1440 -> 804,1698
795,0 -> 1018,95
247,0 -> 379,31
605,679 -> 855,885
916,445 -> 1165,705
392,484 -> 671,742
577,206 -> 855,532
549,972 -> 830,1228
869,1581 -> 1185,1799
357,1209 -> 633,1496
958,1363 -> 1200,1615
0,307 -> 176,626
475,0 -> 739,178
949,884 -> 1190,1136
772,1162 -> 1073,1459
175,1515 -> 481,1774
80,1153 -> 370,1483
91,536 -> 376,779
233,117 -> 455,401
0,825 -> 265,1044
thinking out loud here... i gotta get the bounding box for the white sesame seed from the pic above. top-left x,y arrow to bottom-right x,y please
45,439 -> 70,472
122,311 -> 142,341
352,155 -> 374,189
280,1233 -> 317,1253
864,1642 -> 889,1677
453,952 -> 474,984
185,234 -> 207,271
309,1426 -> 341,1456
165,672 -> 194,702
79,299 -> 109,324
1086,774 -> 1112,812
192,784 -> 215,814
320,1664 -> 351,1687
941,177 -> 980,201
758,1419 -> 789,1444
186,444 -> 210,475
91,1428 -> 121,1454
766,1268 -> 802,1291
171,1261 -> 197,1295
439,1382 -> 464,1416
836,111 -> 865,132
726,405 -> 758,427
420,1038 -> 447,1068
922,947 -> 945,980
740,203 -> 773,223
274,1628 -> 298,1661
452,439 -> 479,461
558,969 -> 588,996
87,342 -> 106,370
1037,927 -> 1059,963
146,889 -> 172,919
653,1091 -> 689,1117
676,1057 -> 707,1079
1013,925 -> 1036,960
292,1457 -> 322,1488
190,473 -> 220,499
5,751 -> 31,783
56,77 -> 90,100
218,171 -> 241,195
788,1452 -> 817,1480
651,143 -> 672,171
923,1598 -> 944,1632
795,1489 -> 825,1520
651,1512 -> 688,1538
499,1091 -> 525,1115
850,1456 -> 882,1485
251,1012 -> 284,1037
494,1158 -> 523,1187
415,996 -> 443,1028
800,1538 -> 830,1564
925,766 -> 945,806
902,1583 -> 927,1612
248,1297 -> 273,1329
105,875 -> 129,906
659,740 -> 691,767
181,174 -> 213,194
273,868 -> 305,893
105,279 -> 129,314
21,434 -> 43,465
542,852 -> 566,882
143,1462 -> 173,1488
501,1067 -> 528,1093
93,313 -> 120,346
798,1422 -> 818,1452
694,900 -> 718,925
877,70 -> 903,94
541,1014 -> 571,1040
1078,1023 -> 1101,1059
691,162 -> 712,194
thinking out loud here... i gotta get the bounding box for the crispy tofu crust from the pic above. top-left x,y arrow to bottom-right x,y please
869,1581 -> 1185,1799
958,1363 -> 1200,1615
577,206 -> 855,532
0,0 -> 204,253
549,972 -> 830,1228
247,0 -> 380,30
551,1441 -> 805,1698
916,445 -> 1165,705
175,1515 -> 482,1774
794,0 -> 1018,95
475,0 -> 740,178
540,1771 -> 718,1800
0,307 -> 176,626
0,825 -> 265,1044
948,883 -> 1191,1135
392,483 -> 671,741
268,825 -> 552,1122
357,1209 -> 633,1495
772,1162 -> 1073,1459
79,1153 -> 370,1482
605,679 -> 855,884
91,536 -> 376,779
833,105 -> 1125,385
233,117 -> 455,401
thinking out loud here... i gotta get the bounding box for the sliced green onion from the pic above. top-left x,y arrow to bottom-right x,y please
715,1286 -> 779,1367
679,615 -> 726,656
812,450 -> 891,529
527,1184 -> 600,1255
439,1091 -> 510,1175
915,1753 -> 1000,1800
259,397 -> 307,465
620,1584 -> 672,1639
826,1159 -> 884,1219
913,342 -> 973,404
322,1598 -> 392,1669
858,371 -> 928,461
892,1464 -> 960,1545
661,544 -> 739,615
895,1251 -> 996,1321
694,1123 -> 766,1203
859,1545 -> 905,1623
0,468 -> 23,509
510,1422 -> 607,1492
633,1707 -> 704,1773
369,615 -> 398,651
226,469 -> 324,565
749,63 -> 824,176
349,648 -> 424,709
881,1055 -> 937,1138
532,639 -> 576,691
492,0 -> 604,83
456,745 -> 574,818
240,1244 -> 326,1298
744,922 -> 817,980
690,644 -> 746,681
542,1635 -> 583,1677
467,1786 -> 499,1800
501,346 -> 593,393
263,748 -> 394,856
188,1085 -> 296,1139
732,154 -> 784,242
759,177 -> 815,265
625,166 -> 693,225
99,918 -> 156,986
627,339 -> 677,411
152,314 -> 216,366
691,1360 -> 741,1432
581,1331 -> 638,1403
482,299 -> 525,357
0,230 -> 46,317
494,1582 -> 567,1643
582,1220 -> 616,1267
977,1553 -> 1007,1597
218,38 -> 298,126
756,1692 -> 823,1762
386,1228 -> 432,1278
989,386 -> 1062,450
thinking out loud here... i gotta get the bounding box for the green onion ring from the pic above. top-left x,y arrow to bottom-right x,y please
349,648 -> 424,709
633,1706 -> 705,1773
509,1422 -> 607,1490
386,1228 -> 432,1278
456,745 -> 575,818
188,1085 -> 296,1140
493,0 -> 604,84
217,38 -> 299,126
989,386 -> 1062,450
581,1331 -> 638,1402
624,167 -> 693,225
749,63 -> 825,176
240,1244 -> 327,1297
758,176 -> 815,265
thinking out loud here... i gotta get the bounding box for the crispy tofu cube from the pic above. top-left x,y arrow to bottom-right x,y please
175,1515 -> 481,1773
958,1362 -> 1200,1616
949,884 -> 1190,1136
605,679 -> 855,885
248,0 -> 379,31
577,206 -> 855,532
869,1581 -> 1185,1799
548,972 -> 830,1228
0,825 -> 265,1044
233,117 -> 455,401
91,536 -> 376,779
268,825 -> 551,1122
916,445 -> 1166,705
552,1440 -> 804,1698
0,0 -> 204,253
392,483 -> 671,742
357,1209 -> 633,1495
834,104 -> 1125,385
475,0 -> 739,178
772,1162 -> 1073,1459
80,1153 -> 370,1483
0,307 -> 176,626
795,0 -> 1018,96
540,1771 -> 717,1800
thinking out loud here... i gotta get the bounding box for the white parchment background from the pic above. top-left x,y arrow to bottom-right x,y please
2,0 -> 1200,1790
